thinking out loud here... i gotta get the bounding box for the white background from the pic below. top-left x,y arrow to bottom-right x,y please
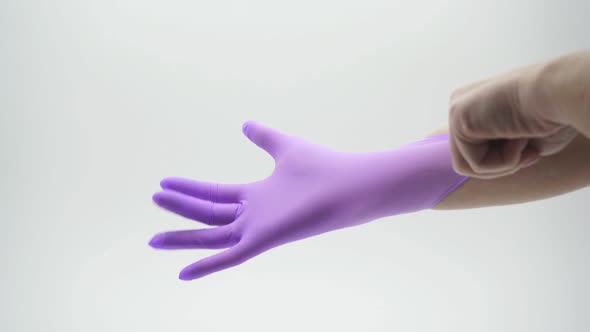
1,1 -> 589,331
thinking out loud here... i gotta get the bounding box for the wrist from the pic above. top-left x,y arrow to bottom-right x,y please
370,136 -> 468,215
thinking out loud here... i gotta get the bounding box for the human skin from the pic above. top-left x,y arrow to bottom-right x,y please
448,50 -> 590,179
437,50 -> 590,209
434,131 -> 590,209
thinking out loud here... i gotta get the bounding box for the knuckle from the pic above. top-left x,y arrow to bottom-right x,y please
450,154 -> 472,176
227,227 -> 240,245
455,111 -> 478,138
449,102 -> 477,137
469,161 -> 490,174
448,99 -> 463,117
449,88 -> 464,103
453,160 -> 472,176
233,202 -> 244,220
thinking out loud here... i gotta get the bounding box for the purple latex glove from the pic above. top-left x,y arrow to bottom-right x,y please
150,121 -> 468,280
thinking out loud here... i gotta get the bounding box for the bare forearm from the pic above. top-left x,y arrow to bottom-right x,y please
434,132 -> 590,210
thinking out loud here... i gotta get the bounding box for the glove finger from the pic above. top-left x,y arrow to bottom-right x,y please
242,120 -> 291,159
160,177 -> 243,203
149,226 -> 238,250
153,190 -> 241,225
178,241 -> 255,280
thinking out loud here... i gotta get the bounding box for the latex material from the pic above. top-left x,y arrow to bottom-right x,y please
149,121 -> 469,280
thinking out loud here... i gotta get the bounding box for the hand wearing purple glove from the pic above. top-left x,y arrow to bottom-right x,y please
150,121 -> 468,280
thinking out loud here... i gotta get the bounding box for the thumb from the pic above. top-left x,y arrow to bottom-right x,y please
242,121 -> 290,159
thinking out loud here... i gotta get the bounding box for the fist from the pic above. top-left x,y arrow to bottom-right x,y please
448,63 -> 578,179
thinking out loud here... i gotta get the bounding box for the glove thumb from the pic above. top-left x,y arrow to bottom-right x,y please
242,121 -> 290,159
